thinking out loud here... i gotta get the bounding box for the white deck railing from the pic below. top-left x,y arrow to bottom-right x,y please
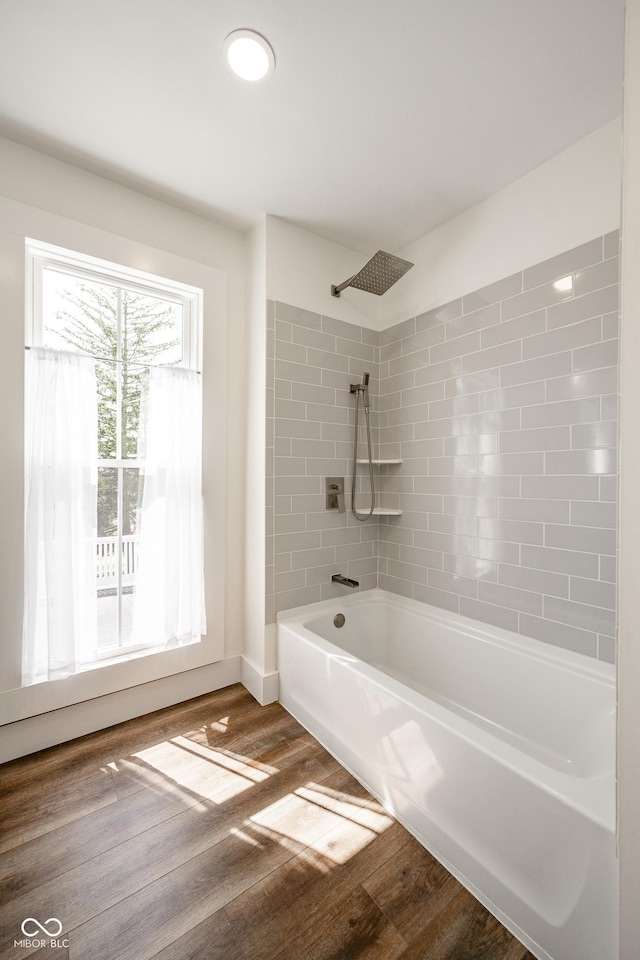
96,535 -> 139,587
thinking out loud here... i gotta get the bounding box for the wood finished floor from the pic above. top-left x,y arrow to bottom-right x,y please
0,685 -> 537,960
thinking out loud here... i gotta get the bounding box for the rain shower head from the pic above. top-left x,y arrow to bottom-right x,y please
331,250 -> 414,298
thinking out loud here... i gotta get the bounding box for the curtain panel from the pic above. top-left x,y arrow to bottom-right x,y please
132,365 -> 206,648
23,347 -> 98,684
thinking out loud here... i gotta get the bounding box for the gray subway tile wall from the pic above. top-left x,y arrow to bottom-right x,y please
265,302 -> 381,622
377,231 -> 618,662
266,231 -> 618,663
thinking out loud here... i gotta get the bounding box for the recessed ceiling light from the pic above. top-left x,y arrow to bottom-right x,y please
222,29 -> 275,82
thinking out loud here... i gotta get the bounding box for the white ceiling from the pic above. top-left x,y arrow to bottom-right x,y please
0,0 -> 625,253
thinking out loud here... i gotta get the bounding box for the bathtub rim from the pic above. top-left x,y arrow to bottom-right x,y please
276,587 -> 615,688
277,588 -> 616,831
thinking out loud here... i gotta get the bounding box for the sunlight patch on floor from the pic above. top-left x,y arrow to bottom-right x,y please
170,736 -> 277,780
297,782 -> 392,833
205,716 -> 229,734
120,737 -> 277,803
245,781 -> 393,867
230,821 -> 307,858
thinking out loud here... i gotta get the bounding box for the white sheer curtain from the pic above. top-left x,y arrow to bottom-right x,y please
23,348 -> 98,684
132,365 -> 206,648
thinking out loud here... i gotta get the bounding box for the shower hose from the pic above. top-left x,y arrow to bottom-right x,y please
351,391 -> 375,521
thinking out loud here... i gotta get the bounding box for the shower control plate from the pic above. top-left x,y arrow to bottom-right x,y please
325,476 -> 345,512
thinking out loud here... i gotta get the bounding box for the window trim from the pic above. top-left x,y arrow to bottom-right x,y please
24,237 -> 207,668
0,213 -> 226,729
26,238 -> 203,373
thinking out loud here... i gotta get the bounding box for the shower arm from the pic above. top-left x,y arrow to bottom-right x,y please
331,276 -> 355,298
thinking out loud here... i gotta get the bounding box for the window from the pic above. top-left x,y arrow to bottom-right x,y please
24,240 -> 206,683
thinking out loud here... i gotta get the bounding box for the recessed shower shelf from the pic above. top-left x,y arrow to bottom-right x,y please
356,459 -> 403,465
353,504 -> 402,516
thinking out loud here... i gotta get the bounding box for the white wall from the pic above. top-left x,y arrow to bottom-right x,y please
382,120 -> 622,327
264,122 -> 622,334
0,227 -> 25,695
266,215 -> 380,327
243,218 -> 278,703
617,1 -> 640,954
0,137 -> 248,760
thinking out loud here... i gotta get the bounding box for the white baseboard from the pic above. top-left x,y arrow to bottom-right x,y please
0,656 -> 242,763
241,656 -> 279,705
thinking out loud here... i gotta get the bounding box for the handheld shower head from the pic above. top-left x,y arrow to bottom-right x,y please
362,372 -> 370,411
350,372 -> 370,411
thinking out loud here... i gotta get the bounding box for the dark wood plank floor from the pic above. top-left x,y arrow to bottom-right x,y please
0,684 -> 536,960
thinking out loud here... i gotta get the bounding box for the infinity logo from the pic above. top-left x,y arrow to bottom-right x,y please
21,918 -> 63,938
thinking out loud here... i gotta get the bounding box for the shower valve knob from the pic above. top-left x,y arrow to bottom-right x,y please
326,477 -> 345,513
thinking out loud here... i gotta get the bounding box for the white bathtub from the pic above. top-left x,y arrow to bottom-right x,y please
277,588 -> 617,960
